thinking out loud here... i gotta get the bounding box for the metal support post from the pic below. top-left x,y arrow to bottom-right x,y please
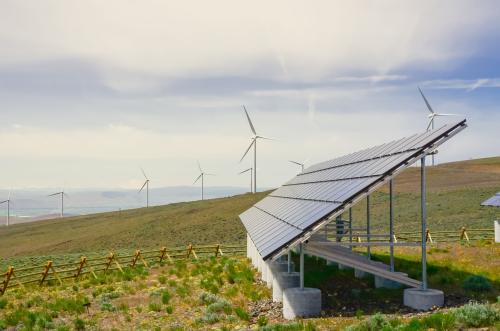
421,156 -> 428,290
299,243 -> 304,289
349,208 -> 353,251
367,195 -> 371,260
389,179 -> 395,272
288,250 -> 292,273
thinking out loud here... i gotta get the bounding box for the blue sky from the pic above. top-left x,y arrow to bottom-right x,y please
0,1 -> 499,190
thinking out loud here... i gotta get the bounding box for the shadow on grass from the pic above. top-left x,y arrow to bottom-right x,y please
290,252 -> 499,316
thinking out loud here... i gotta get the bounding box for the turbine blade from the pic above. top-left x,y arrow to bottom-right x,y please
197,161 -> 203,173
257,135 -> 275,141
289,160 -> 303,166
239,168 -> 252,174
239,139 -> 255,162
205,173 -> 216,176
418,86 -> 434,114
140,167 -> 148,180
193,174 -> 202,184
426,118 -> 433,131
0,200 -> 7,204
243,105 -> 257,135
48,192 -> 60,197
138,180 -> 148,193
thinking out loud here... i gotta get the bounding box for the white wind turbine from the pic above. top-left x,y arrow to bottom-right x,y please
193,162 -> 214,201
48,189 -> 67,218
418,87 -> 458,166
0,191 -> 11,226
289,158 -> 309,173
239,168 -> 253,193
138,168 -> 150,208
240,106 -> 272,193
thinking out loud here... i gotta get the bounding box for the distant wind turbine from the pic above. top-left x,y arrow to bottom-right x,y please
418,87 -> 458,166
138,168 -> 150,208
193,162 -> 215,200
48,189 -> 67,218
239,168 -> 253,193
240,105 -> 272,193
0,191 -> 11,226
289,158 -> 308,173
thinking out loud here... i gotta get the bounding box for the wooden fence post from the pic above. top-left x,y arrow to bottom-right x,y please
131,250 -> 140,267
104,253 -> 114,273
460,227 -> 470,242
1,267 -> 14,295
393,234 -> 398,243
40,261 -> 52,286
186,244 -> 192,258
214,245 -> 220,257
74,257 -> 87,280
426,229 -> 433,243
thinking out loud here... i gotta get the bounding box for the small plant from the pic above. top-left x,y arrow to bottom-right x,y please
462,275 -> 492,292
0,298 -> 7,309
162,290 -> 171,304
453,302 -> 500,327
206,298 -> 232,314
158,275 -> 167,284
74,318 -> 85,330
234,307 -> 250,321
166,305 -> 174,314
149,302 -> 162,312
100,302 -> 116,312
257,315 -> 269,326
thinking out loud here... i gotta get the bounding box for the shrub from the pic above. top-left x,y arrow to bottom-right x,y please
149,302 -> 162,312
158,275 -> 167,284
453,302 -> 500,327
345,313 -> 394,331
162,290 -> 171,305
259,321 -> 316,331
198,312 -> 220,324
258,315 -> 269,326
100,302 -> 116,312
166,305 -> 174,314
234,307 -> 250,321
206,298 -> 232,314
462,275 -> 492,292
0,298 -> 7,309
74,318 -> 85,330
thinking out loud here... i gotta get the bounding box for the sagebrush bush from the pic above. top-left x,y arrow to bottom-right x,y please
0,298 -> 7,309
462,275 -> 492,292
453,302 -> 500,327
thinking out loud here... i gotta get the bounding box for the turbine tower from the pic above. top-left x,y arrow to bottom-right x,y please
289,160 -> 305,173
418,87 -> 458,166
239,168 -> 253,193
48,189 -> 67,218
0,191 -> 11,226
240,106 -> 272,193
139,168 -> 150,208
193,162 -> 214,201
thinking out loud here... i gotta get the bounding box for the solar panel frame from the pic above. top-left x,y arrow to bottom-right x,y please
241,119 -> 467,261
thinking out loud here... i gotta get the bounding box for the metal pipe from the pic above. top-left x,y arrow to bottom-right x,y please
421,156 -> 427,290
299,243 -> 304,289
389,179 -> 395,272
367,195 -> 371,260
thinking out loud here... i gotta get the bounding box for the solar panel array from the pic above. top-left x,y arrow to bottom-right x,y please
240,119 -> 467,260
481,192 -> 500,207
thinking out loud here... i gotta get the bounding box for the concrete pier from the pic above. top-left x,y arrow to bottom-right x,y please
404,288 -> 444,310
283,287 -> 321,319
495,220 -> 500,243
272,272 -> 300,302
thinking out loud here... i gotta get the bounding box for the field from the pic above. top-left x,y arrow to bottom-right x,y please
0,157 -> 499,264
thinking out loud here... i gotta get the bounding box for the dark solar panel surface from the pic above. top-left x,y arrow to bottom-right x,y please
240,119 -> 467,260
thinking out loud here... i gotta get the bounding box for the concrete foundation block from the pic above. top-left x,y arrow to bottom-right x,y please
495,220 -> 500,243
283,287 -> 322,320
354,269 -> 368,279
404,288 -> 444,310
375,272 -> 408,289
272,272 -> 300,302
263,262 -> 272,288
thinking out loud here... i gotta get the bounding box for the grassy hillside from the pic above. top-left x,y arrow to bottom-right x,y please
1,157 -> 499,259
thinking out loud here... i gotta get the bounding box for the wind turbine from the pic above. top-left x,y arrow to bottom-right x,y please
138,168 -> 150,208
48,189 -> 67,218
240,105 -> 272,193
289,159 -> 307,173
418,87 -> 458,166
193,162 -> 215,200
239,168 -> 253,193
0,191 -> 11,226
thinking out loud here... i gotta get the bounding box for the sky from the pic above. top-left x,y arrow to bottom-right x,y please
0,0 -> 499,191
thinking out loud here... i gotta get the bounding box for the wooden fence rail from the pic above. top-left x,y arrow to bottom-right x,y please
0,244 -> 245,296
331,226 -> 494,244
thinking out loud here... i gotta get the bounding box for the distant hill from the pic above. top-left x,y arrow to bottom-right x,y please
0,157 -> 499,259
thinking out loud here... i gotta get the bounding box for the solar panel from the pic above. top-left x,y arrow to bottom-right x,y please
240,119 -> 467,261
481,192 -> 500,207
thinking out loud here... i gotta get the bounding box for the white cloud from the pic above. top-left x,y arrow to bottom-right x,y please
423,78 -> 500,91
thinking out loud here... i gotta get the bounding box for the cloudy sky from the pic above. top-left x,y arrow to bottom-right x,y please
0,0 -> 499,190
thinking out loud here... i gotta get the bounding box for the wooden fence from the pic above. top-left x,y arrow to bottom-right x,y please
0,244 -> 245,296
